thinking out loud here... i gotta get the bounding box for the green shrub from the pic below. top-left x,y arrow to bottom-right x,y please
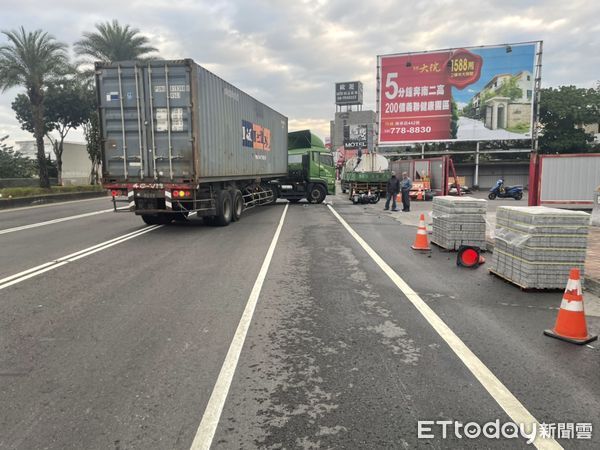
0,184 -> 104,198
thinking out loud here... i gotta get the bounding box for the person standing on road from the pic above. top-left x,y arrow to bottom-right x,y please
401,172 -> 413,212
384,171 -> 400,211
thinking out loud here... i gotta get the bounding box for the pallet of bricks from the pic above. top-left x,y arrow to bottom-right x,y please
431,196 -> 487,250
490,206 -> 590,289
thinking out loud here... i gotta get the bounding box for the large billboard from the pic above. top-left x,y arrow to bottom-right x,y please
343,124 -> 368,150
336,81 -> 363,105
377,42 -> 539,144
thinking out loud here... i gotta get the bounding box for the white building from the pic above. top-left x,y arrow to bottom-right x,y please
15,140 -> 92,185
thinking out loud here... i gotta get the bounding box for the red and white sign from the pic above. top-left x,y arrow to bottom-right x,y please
378,48 -> 482,144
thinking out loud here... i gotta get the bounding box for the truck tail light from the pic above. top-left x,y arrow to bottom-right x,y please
172,190 -> 191,198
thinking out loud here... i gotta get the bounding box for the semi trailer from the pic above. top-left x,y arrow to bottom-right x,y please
98,59 -> 319,226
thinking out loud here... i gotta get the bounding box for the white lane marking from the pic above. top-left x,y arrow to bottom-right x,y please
0,225 -> 161,291
190,203 -> 289,450
0,208 -> 124,235
0,208 -> 194,238
327,205 -> 561,450
0,196 -> 108,213
0,226 -> 152,285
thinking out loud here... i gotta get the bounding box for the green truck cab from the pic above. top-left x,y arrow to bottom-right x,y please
276,130 -> 336,204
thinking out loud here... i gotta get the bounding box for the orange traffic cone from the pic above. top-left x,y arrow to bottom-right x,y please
417,188 -> 423,201
396,193 -> 401,203
544,268 -> 598,345
457,245 -> 485,268
411,213 -> 430,250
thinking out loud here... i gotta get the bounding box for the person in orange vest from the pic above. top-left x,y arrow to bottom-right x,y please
384,171 -> 401,211
401,172 -> 413,212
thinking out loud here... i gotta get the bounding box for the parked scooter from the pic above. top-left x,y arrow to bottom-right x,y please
488,179 -> 523,200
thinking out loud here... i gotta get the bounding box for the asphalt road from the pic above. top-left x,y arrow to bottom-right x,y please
1,195 -> 599,449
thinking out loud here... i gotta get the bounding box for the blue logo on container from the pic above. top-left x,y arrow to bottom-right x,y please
242,120 -> 254,148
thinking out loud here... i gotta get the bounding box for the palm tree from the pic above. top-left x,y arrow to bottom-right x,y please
0,27 -> 68,187
74,20 -> 157,63
75,21 -> 157,185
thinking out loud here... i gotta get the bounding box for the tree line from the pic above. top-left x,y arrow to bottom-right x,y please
1,23 -> 600,186
0,20 -> 156,187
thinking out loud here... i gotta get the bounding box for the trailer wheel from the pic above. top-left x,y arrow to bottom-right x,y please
141,214 -> 173,225
307,184 -> 327,204
231,189 -> 243,221
215,190 -> 233,226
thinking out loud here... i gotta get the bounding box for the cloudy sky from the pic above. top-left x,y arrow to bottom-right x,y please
1,0 -> 599,146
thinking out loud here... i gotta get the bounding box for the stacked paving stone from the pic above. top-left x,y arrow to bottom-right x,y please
490,206 -> 590,289
431,196 -> 487,250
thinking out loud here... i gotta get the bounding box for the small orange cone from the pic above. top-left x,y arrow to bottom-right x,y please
544,268 -> 598,345
411,213 -> 430,250
417,188 -> 423,201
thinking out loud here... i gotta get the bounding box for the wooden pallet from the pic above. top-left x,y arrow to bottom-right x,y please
430,239 -> 453,252
488,268 -> 562,292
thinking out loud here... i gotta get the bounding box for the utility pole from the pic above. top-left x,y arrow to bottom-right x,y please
474,142 -> 480,187
532,41 -> 544,154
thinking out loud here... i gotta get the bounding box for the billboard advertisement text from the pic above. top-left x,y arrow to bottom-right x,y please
378,42 -> 539,144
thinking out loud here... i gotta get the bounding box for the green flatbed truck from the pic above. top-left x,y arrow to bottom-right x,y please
341,169 -> 391,198
275,130 -> 336,204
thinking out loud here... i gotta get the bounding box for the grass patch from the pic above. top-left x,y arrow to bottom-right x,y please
0,185 -> 104,199
506,123 -> 531,134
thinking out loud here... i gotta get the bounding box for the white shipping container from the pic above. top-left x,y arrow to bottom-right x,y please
538,154 -> 600,206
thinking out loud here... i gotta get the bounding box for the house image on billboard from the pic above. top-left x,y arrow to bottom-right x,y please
471,71 -> 533,132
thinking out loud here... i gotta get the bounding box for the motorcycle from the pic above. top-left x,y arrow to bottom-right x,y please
488,179 -> 523,200
351,190 -> 381,205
